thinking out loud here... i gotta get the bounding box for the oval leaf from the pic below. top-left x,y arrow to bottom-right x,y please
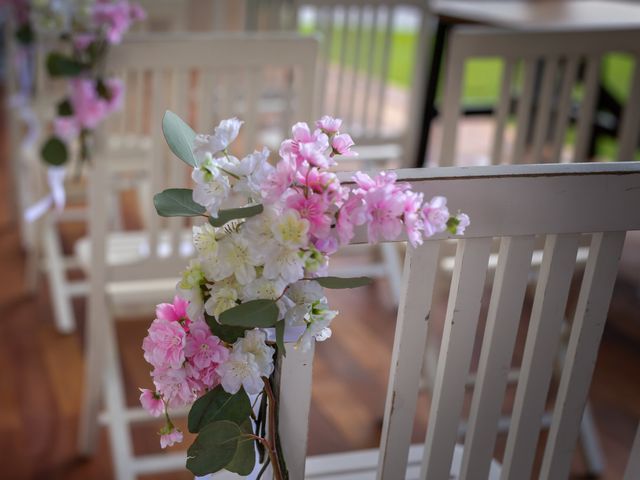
163,110 -> 197,167
206,314 -> 247,343
225,419 -> 256,476
46,52 -> 87,77
314,276 -> 373,289
186,421 -> 241,476
219,300 -> 279,328
154,188 -> 205,217
209,204 -> 264,227
41,137 -> 68,166
188,385 -> 252,434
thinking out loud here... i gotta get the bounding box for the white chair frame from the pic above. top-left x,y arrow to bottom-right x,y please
76,33 -> 318,480
274,162 -> 640,479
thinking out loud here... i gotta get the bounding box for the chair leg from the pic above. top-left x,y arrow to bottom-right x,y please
579,404 -> 605,476
380,243 -> 403,306
43,221 -> 76,334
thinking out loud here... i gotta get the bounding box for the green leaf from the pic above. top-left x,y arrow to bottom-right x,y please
186,421 -> 241,476
225,419 -> 256,475
15,24 -> 34,45
314,276 -> 373,289
41,137 -> 68,166
208,204 -> 264,227
219,300 -> 279,328
154,188 -> 205,217
206,314 -> 247,343
57,99 -> 74,117
188,385 -> 252,434
275,320 -> 286,357
162,110 -> 197,167
95,78 -> 112,100
446,216 -> 461,235
46,52 -> 87,77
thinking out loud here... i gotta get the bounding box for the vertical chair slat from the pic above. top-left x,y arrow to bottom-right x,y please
439,45 -> 465,166
361,5 -> 379,135
376,242 -> 441,479
551,57 -> 579,163
459,235 -> 535,480
624,424 -> 640,480
500,233 -> 580,479
616,60 -> 640,161
531,58 -> 559,162
147,70 -> 165,259
319,6 -> 334,117
573,55 -> 601,162
511,58 -> 536,164
491,58 -> 515,165
346,6 -> 364,127
334,6 -> 350,118
169,71 -> 189,254
421,238 -> 492,479
277,342 -> 315,480
245,68 -> 260,149
373,6 -> 393,137
540,231 -> 626,479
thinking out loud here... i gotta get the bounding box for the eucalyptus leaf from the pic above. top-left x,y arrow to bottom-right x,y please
446,216 -> 460,235
186,421 -> 241,476
225,419 -> 256,475
208,204 -> 264,227
314,276 -> 373,289
57,99 -> 73,117
188,385 -> 252,434
154,188 -> 205,217
275,320 -> 286,357
41,137 -> 68,166
206,314 -> 247,343
163,110 -> 197,167
46,52 -> 87,77
219,300 -> 279,328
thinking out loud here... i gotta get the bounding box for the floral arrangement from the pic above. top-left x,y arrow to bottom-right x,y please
139,112 -> 469,478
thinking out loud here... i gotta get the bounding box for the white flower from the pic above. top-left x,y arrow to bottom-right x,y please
176,260 -> 206,319
296,301 -> 338,351
244,205 -> 279,254
192,166 -> 230,218
205,277 -> 240,318
192,223 -> 219,264
262,244 -> 306,284
210,233 -> 261,285
233,329 -> 275,377
230,147 -> 274,198
193,118 -> 243,157
217,351 -> 264,395
242,277 -> 286,302
287,280 -> 324,305
271,209 -> 310,249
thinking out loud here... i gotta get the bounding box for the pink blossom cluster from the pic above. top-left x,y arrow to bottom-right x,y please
90,0 -> 146,45
141,296 -> 228,413
54,78 -> 124,141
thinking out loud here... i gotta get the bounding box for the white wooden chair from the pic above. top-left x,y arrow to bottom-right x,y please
274,161 -> 640,479
75,33 -> 318,480
433,27 -> 640,167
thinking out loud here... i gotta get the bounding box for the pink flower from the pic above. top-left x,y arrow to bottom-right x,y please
156,296 -> 190,323
139,388 -> 164,417
335,195 -> 365,245
262,158 -> 295,204
286,192 -> 332,239
92,1 -> 136,44
281,122 -> 332,168
69,78 -> 108,129
160,427 -> 183,449
103,78 -> 124,113
316,115 -> 342,134
362,186 -> 405,242
185,320 -> 229,370
152,367 -> 198,408
455,213 -> 470,235
72,33 -> 96,50
331,133 -> 356,156
142,318 -> 187,369
53,117 -> 80,142
422,196 -> 450,237
402,191 -> 425,247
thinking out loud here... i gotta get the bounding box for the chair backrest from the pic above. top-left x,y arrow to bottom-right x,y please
89,32 -> 318,283
291,0 -> 430,163
435,27 -> 640,166
276,161 -> 640,479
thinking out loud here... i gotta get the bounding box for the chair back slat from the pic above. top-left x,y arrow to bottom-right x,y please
437,27 -> 640,165
421,237 -> 492,479
500,234 -> 580,479
624,425 -> 640,480
540,231 -> 626,479
345,6 -> 364,127
459,235 -> 535,479
377,242 -> 441,479
373,6 -> 394,136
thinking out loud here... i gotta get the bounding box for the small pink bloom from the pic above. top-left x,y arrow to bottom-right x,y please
142,318 -> 187,369
286,192 -> 332,239
316,115 -> 342,134
422,196 -> 450,237
335,196 -> 365,245
152,367 -> 198,408
139,388 -> 164,417
331,133 -> 356,156
156,296 -> 190,323
129,3 -> 147,21
455,213 -> 470,235
185,320 -> 229,370
313,235 -> 339,255
72,33 -> 96,50
402,191 -> 425,247
160,427 -> 183,449
263,157 -> 296,204
53,117 -> 79,142
103,78 -> 124,113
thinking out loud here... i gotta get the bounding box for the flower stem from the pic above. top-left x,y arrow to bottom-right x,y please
263,377 -> 285,480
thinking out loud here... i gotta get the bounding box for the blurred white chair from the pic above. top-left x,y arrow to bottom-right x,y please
275,161 -> 640,479
75,33 -> 318,480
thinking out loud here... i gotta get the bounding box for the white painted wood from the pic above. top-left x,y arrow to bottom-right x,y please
551,57 -> 579,163
491,59 -> 514,165
624,424 -> 640,480
540,231 -> 626,479
573,55 -> 601,162
460,235 -> 535,480
531,59 -> 559,163
377,242 -> 440,479
421,238 -> 492,479
500,234 -> 580,479
511,58 -> 536,164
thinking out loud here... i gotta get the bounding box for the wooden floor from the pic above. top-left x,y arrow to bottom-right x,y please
1,114 -> 640,479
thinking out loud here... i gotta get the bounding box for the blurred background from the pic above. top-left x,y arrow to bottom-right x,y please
1,0 -> 640,479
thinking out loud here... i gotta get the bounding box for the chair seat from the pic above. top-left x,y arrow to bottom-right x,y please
304,443 -> 501,480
